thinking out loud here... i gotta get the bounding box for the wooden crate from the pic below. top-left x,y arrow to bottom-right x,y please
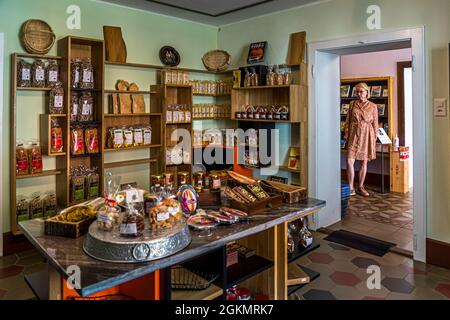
230,194 -> 283,214
44,216 -> 96,238
261,180 -> 307,203
198,191 -> 221,207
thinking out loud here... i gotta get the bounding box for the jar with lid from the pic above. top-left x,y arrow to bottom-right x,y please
71,59 -> 82,88
177,172 -> 190,188
193,172 -> 204,193
151,174 -> 164,188
27,140 -> 43,174
16,140 -> 29,176
163,173 -> 174,187
209,174 -> 221,191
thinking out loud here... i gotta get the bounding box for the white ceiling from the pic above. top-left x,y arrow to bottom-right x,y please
99,0 -> 325,26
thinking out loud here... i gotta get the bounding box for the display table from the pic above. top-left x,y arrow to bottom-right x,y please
19,198 -> 325,300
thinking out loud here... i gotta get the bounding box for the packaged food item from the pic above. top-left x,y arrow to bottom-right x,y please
49,81 -> 64,114
46,60 -> 59,87
97,206 -> 120,232
17,59 -> 32,87
16,195 -> 30,222
298,217 -> 313,248
16,140 -> 29,176
143,126 -> 152,145
123,127 -> 133,148
120,207 -> 145,238
86,168 -> 99,199
149,198 -> 182,230
109,127 -> 124,149
284,68 -> 292,85
71,127 -> 84,155
151,175 -> 164,188
27,140 -> 43,174
29,193 -> 44,219
133,127 -> 143,146
43,191 -> 57,217
70,168 -> 85,203
50,119 -> 64,154
32,60 -> 46,88
78,92 -> 94,122
71,59 -> 81,88
193,172 -> 204,193
80,59 -> 94,89
85,127 -> 99,154
288,229 -> 295,254
266,64 -> 276,86
70,93 -> 79,122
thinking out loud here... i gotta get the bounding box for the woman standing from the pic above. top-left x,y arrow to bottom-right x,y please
344,83 -> 379,196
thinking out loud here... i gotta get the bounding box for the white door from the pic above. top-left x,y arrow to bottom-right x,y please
0,32 -> 4,257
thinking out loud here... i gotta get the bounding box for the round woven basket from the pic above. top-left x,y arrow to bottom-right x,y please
202,50 -> 230,72
20,19 -> 55,54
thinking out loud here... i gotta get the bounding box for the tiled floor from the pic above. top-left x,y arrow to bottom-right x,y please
329,190 -> 413,252
1,232 -> 450,300
288,233 -> 450,300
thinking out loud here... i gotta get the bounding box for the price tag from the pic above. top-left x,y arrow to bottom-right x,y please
120,223 -> 137,235
126,189 -> 143,203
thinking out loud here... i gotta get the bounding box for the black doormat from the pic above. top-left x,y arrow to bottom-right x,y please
324,230 -> 396,257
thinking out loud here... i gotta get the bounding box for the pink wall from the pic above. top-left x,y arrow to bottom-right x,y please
341,48 -> 412,134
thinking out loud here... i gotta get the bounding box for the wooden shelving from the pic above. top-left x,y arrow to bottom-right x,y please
104,144 -> 162,152
279,166 -> 301,174
233,85 -> 292,90
288,242 -> 320,263
225,255 -> 274,290
104,158 -> 157,169
287,266 -> 320,296
105,90 -> 151,94
16,170 -> 63,180
17,87 -> 52,91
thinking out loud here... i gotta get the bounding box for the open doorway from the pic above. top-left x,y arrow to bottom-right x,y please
331,49 -> 414,254
307,28 -> 426,262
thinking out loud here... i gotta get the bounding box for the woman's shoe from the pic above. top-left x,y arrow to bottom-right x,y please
350,189 -> 356,196
358,186 -> 370,197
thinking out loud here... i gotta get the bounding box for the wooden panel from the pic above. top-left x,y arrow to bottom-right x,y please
10,54 -> 18,234
426,238 -> 450,270
40,114 -> 67,156
287,32 -> 306,65
390,151 -> 409,193
275,223 -> 287,300
49,266 -> 62,300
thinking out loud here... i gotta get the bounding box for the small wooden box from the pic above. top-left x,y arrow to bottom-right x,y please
230,194 -> 283,215
261,180 -> 307,204
44,216 -> 96,238
198,191 -> 221,207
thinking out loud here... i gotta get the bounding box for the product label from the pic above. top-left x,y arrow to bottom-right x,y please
82,103 -> 92,115
49,70 -> 58,82
32,208 -> 44,219
17,159 -> 28,173
185,111 -> 191,122
114,130 -> 124,145
36,69 -> 44,81
17,208 -> 29,221
74,71 -> 80,84
97,213 -> 111,223
51,137 -> 63,151
74,135 -> 84,153
45,207 -> 56,217
89,184 -> 99,198
31,158 -> 43,171
143,130 -> 152,145
134,129 -> 143,144
74,185 -> 84,201
126,189 -> 143,203
88,137 -> 98,153
213,179 -> 221,189
179,112 -> 185,122
173,111 -> 180,123
22,69 -> 30,81
83,70 -> 92,83
166,111 -> 173,123
72,104 -> 78,115
124,130 -> 133,145
54,95 -> 63,108
157,212 -> 170,221
120,223 -> 137,235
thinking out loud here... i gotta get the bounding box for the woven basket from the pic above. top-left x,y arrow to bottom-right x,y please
202,50 -> 230,72
20,19 -> 55,54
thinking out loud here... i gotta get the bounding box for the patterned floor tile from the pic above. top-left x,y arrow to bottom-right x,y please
379,265 -> 409,279
435,283 -> 450,299
351,257 -> 381,269
0,274 -> 29,291
0,266 -> 24,279
330,285 -> 365,300
329,271 -> 362,287
385,292 -> 415,300
23,263 -> 47,276
381,277 -> 415,294
16,254 -> 45,267
2,285 -> 34,300
328,259 -> 359,273
0,255 -> 18,268
0,289 -> 7,299
403,274 -> 441,289
362,296 -> 385,300
307,252 -> 334,264
428,266 -> 450,281
303,289 -> 337,300
355,279 -> 391,299
411,287 -> 448,300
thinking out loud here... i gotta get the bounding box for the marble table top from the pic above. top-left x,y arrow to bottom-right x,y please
19,198 -> 325,297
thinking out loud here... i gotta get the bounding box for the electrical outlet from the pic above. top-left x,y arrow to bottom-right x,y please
434,98 -> 447,117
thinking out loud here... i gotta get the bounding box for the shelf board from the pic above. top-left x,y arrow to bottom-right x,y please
193,145 -> 234,149
225,255 -> 274,289
24,270 -> 48,300
71,88 -> 102,92
165,84 -> 192,88
104,158 -> 158,168
104,113 -> 161,117
193,118 -> 231,121
232,118 -> 292,123
105,90 -> 151,94
287,265 -> 320,296
279,166 -> 301,174
172,284 -> 223,301
17,87 -> 52,91
105,60 -> 233,74
104,144 -> 162,152
233,85 -> 292,90
193,93 -> 231,97
288,242 -> 320,263
15,53 -> 63,60
16,169 -> 62,180
166,122 -> 192,125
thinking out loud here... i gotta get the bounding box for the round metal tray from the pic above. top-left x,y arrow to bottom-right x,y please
83,219 -> 191,263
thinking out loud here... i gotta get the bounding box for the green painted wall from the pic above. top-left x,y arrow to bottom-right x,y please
0,0 -> 218,233
218,0 -> 450,243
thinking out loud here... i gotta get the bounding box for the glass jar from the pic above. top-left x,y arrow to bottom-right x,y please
193,172 -> 204,193
163,173 -> 174,187
177,172 -> 190,188
151,174 -> 164,188
27,140 -> 43,174
16,141 -> 28,176
210,174 -> 221,191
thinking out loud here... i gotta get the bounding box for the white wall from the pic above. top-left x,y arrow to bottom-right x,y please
0,32 -> 4,256
404,67 -> 414,188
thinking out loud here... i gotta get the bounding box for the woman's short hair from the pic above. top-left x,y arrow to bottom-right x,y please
355,82 -> 371,98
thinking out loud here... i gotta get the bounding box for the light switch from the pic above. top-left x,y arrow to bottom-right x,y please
434,98 -> 447,117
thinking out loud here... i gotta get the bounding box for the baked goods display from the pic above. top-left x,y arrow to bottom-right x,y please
148,198 -> 182,230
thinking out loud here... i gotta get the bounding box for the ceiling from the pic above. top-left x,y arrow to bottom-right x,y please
99,0 -> 325,26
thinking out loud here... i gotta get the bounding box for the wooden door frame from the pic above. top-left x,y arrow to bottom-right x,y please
397,61 -> 412,146
0,32 -> 4,256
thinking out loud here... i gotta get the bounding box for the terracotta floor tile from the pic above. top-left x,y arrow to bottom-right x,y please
308,252 -> 334,264
329,271 -> 362,287
0,266 -> 24,280
351,257 -> 381,269
0,289 -> 7,300
385,292 -> 415,300
0,274 -> 29,291
331,285 -> 365,300
435,283 -> 450,299
412,287 -> 448,300
0,255 -> 18,269
2,286 -> 35,300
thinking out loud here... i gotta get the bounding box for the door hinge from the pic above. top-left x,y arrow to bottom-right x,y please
413,234 -> 418,251
311,64 -> 315,79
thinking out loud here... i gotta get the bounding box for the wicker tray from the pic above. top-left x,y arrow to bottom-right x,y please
20,19 -> 55,54
202,50 -> 230,72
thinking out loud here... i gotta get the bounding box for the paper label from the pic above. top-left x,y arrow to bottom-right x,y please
173,111 -> 180,123
120,223 -> 137,235
54,95 -> 63,108
124,130 -> 133,145
22,69 -> 30,81
166,111 -> 173,123
143,129 -> 152,145
114,130 -> 124,145
157,212 -> 170,221
83,70 -> 92,83
134,129 -> 143,144
185,111 -> 191,121
97,213 -> 111,223
179,112 -> 185,122
72,104 -> 79,115
74,71 -> 79,84
36,69 -> 44,81
82,103 -> 92,115
49,70 -> 58,82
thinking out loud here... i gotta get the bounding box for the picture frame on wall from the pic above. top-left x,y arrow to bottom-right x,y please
351,87 -> 358,97
341,104 -> 350,115
382,88 -> 389,97
377,104 -> 386,116
247,41 -> 267,64
341,85 -> 351,97
371,86 -> 382,97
